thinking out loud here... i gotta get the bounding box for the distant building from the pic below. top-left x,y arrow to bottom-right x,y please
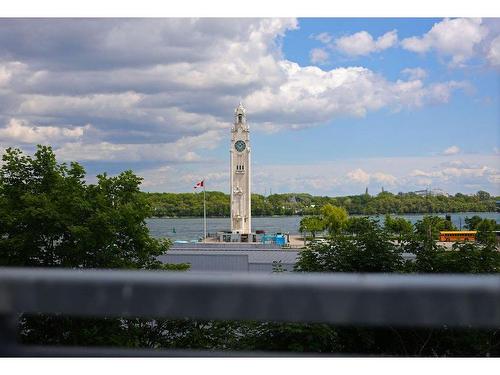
413,188 -> 449,197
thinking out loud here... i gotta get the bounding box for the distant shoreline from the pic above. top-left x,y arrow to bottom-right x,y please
148,211 -> 499,220
145,191 -> 498,218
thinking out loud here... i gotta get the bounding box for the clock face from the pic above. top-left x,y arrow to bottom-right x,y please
234,140 -> 246,152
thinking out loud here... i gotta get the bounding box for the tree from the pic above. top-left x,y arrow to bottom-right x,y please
299,216 -> 324,239
320,204 -> 348,236
384,215 -> 413,243
295,218 -> 405,273
0,146 -> 188,348
406,236 -> 500,274
414,215 -> 455,241
294,219 -> 500,356
476,190 -> 491,200
0,146 -> 183,270
464,215 -> 483,230
144,190 -> 497,217
476,219 -> 498,245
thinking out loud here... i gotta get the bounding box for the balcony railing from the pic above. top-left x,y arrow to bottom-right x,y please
0,267 -> 499,356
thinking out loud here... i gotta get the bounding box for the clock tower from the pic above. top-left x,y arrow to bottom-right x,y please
230,103 -> 251,234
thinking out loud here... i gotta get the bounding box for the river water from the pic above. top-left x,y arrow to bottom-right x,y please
146,212 -> 499,241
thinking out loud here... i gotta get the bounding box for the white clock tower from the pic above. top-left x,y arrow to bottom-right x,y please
230,103 -> 251,234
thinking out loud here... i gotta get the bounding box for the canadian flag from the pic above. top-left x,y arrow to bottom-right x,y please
194,180 -> 204,189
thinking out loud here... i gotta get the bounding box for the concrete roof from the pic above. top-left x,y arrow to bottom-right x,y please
164,249 -> 299,264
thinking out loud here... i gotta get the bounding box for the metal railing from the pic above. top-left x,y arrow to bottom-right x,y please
0,267 -> 499,356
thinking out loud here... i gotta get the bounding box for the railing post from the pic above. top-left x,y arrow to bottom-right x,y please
0,314 -> 19,356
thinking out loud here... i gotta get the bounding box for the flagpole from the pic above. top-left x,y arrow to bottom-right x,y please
203,179 -> 207,241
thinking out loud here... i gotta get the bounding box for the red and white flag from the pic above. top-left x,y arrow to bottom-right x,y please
194,180 -> 204,189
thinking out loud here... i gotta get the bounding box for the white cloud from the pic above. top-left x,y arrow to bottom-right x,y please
244,62 -> 467,130
314,32 -> 333,44
309,48 -> 329,64
372,172 -> 397,186
0,118 -> 89,144
347,168 -> 370,184
401,18 -> 488,66
135,153 -> 500,195
442,145 -> 460,155
334,30 -> 398,56
346,168 -> 397,186
18,92 -> 144,118
486,35 -> 500,67
410,164 -> 497,181
0,61 -> 27,88
0,18 -> 478,187
0,66 -> 12,87
401,67 -> 427,80
54,129 -> 222,163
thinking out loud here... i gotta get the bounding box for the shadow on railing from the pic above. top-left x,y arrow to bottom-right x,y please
0,267 -> 499,356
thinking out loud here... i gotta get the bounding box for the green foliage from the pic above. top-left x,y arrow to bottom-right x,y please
464,215 -> 483,230
272,260 -> 285,273
384,214 -> 414,242
144,190 -> 498,217
414,215 -> 456,241
298,215 -> 324,238
0,146 -> 173,269
404,234 -> 500,273
232,322 -> 339,353
0,146 -> 189,348
320,204 -> 349,236
295,218 -> 405,273
476,219 -> 499,245
464,215 -> 498,245
476,190 -> 491,200
345,216 -> 374,235
292,218 -> 500,356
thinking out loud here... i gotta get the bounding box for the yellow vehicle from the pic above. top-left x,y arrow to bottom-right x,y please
439,231 -> 477,242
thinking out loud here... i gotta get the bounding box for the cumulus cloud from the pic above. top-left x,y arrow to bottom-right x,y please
486,35 -> 500,67
401,67 -> 427,80
0,118 -> 89,144
309,48 -> 329,64
0,18 -> 480,194
401,18 -> 488,66
313,32 -> 333,44
334,30 -> 398,56
54,129 -> 222,163
442,145 -> 460,155
0,19 -> 467,138
409,163 -> 498,183
372,172 -> 397,186
0,66 -> 12,87
347,168 -> 370,184
136,153 -> 500,195
0,61 -> 27,88
245,62 -> 467,129
346,168 -> 397,186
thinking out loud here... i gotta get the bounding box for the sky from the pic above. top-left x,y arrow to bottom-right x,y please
0,18 -> 499,196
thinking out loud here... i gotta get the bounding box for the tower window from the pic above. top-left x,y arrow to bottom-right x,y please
238,114 -> 243,123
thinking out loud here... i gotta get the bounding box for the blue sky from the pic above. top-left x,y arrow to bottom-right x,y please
0,18 -> 498,195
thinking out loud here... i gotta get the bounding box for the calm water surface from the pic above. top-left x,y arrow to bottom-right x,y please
146,212 -> 499,241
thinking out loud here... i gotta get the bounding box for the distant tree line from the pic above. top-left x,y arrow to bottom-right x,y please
145,190 -> 498,217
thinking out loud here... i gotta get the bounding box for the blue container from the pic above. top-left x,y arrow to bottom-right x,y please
275,235 -> 285,246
